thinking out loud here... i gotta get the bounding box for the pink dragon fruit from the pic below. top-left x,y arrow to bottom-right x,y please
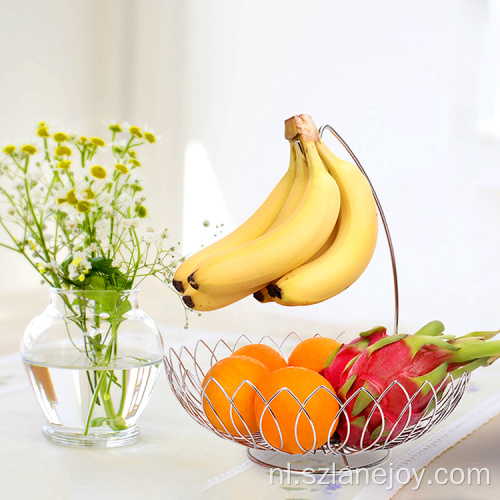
324,321 -> 500,448
322,326 -> 387,383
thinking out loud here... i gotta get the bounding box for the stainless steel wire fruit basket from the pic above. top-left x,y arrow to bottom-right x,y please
164,124 -> 471,472
164,332 -> 470,471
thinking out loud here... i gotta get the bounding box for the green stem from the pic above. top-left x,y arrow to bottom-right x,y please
83,368 -> 128,434
118,370 -> 128,415
451,339 -> 500,364
80,144 -> 87,169
85,312 -> 128,432
22,173 -> 53,266
43,137 -> 52,164
120,137 -> 134,158
99,371 -> 118,415
83,369 -> 109,435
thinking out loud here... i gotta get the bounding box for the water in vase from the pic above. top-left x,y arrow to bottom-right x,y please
25,360 -> 161,439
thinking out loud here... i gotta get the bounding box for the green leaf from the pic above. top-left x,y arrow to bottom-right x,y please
457,330 -> 500,341
370,424 -> 390,441
352,384 -> 377,416
60,255 -> 73,276
116,299 -> 132,318
339,374 -> 357,399
414,320 -> 445,337
448,358 -> 488,379
406,335 -> 460,358
107,416 -> 128,431
367,334 -> 409,355
351,415 -> 366,427
90,257 -> 118,275
410,362 -> 448,396
90,417 -> 107,427
342,353 -> 360,373
86,275 -> 106,290
359,326 -> 386,338
353,338 -> 370,350
324,343 -> 343,368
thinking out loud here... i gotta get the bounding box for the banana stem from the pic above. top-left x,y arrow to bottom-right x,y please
284,114 -> 320,141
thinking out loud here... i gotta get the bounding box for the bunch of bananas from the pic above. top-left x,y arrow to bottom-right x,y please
173,114 -> 378,311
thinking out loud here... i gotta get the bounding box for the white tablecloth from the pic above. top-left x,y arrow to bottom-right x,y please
2,326 -> 500,500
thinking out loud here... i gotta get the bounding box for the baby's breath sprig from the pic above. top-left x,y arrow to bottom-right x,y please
0,121 -> 181,299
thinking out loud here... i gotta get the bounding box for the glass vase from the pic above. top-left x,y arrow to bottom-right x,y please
21,288 -> 164,448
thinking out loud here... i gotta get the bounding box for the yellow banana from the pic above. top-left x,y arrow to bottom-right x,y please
252,141 -> 309,301
188,144 -> 308,309
270,138 -> 378,306
172,143 -> 297,293
183,286 -> 261,311
268,141 -> 309,229
187,117 -> 341,296
254,211 -> 340,304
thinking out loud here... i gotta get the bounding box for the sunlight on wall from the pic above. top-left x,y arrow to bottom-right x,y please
477,0 -> 500,139
182,142 -> 234,256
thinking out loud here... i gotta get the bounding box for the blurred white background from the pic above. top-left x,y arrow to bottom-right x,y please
0,0 -> 499,341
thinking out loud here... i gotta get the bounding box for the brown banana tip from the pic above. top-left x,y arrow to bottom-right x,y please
182,295 -> 195,309
187,273 -> 199,290
172,279 -> 184,293
266,283 -> 281,300
253,290 -> 265,303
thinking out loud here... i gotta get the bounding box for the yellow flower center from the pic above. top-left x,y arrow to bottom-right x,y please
3,145 -> 16,155
90,137 -> 105,147
109,123 -> 122,133
53,132 -> 68,142
129,159 -> 141,167
66,189 -> 78,205
135,205 -> 147,218
57,160 -> 71,170
83,188 -> 95,200
22,145 -> 37,155
114,163 -> 129,174
129,126 -> 143,138
55,145 -> 72,157
144,132 -> 156,143
77,200 -> 91,213
37,127 -> 50,138
90,165 -> 107,179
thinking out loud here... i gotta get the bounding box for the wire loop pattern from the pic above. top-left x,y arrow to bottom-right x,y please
164,332 -> 469,456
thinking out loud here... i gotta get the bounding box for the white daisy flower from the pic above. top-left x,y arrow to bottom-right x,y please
30,185 -> 46,204
95,219 -> 111,239
87,243 -> 99,253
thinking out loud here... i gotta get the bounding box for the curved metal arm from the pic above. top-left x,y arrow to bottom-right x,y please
319,124 -> 399,335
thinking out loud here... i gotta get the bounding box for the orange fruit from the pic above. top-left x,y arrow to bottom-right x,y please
288,336 -> 341,373
232,344 -> 287,372
254,366 -> 340,454
202,355 -> 270,436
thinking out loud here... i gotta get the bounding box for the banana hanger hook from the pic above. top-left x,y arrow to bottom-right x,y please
319,124 -> 399,335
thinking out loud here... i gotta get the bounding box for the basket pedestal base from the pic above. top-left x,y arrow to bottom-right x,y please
247,448 -> 391,475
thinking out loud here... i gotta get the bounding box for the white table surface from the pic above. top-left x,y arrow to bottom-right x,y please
1,284 -> 500,499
